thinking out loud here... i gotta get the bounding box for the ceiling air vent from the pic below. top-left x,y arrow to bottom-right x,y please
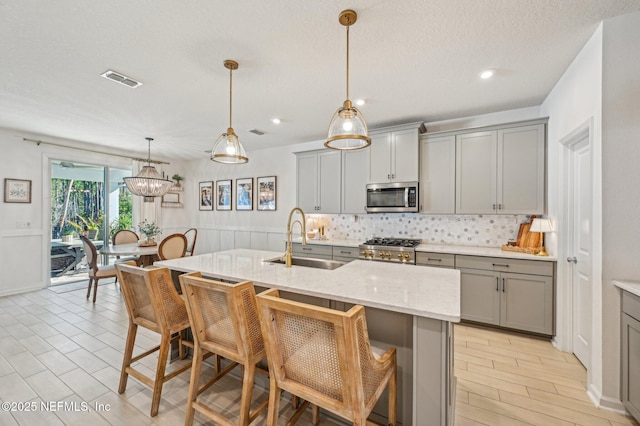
249,129 -> 265,135
100,70 -> 143,88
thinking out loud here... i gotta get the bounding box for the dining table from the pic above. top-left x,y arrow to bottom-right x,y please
100,242 -> 159,267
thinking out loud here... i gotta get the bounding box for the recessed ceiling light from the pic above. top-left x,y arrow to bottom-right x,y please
355,99 -> 365,106
271,118 -> 281,124
479,69 -> 495,79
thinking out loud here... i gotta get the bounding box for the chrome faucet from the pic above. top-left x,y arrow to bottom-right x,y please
285,207 -> 307,267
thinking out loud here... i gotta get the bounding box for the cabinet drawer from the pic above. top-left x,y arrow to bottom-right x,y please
456,255 -> 553,276
416,252 -> 455,268
291,243 -> 333,259
623,291 -> 640,322
332,246 -> 360,259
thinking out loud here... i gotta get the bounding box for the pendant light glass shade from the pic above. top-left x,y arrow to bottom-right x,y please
325,9 -> 371,150
211,127 -> 248,164
123,137 -> 173,202
211,60 -> 248,164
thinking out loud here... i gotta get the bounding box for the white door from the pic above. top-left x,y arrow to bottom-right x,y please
569,136 -> 592,369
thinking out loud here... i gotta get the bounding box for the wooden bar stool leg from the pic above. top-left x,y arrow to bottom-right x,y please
389,366 -> 397,426
185,343 -> 204,426
312,405 -> 320,425
238,364 -> 255,425
266,376 -> 282,426
150,332 -> 171,417
119,321 -> 137,393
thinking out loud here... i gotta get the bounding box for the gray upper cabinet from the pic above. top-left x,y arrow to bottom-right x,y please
341,148 -> 369,214
368,123 -> 424,183
296,150 -> 341,214
419,134 -> 456,214
455,122 -> 546,214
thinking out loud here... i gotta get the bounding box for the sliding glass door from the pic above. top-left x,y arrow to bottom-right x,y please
50,161 -> 132,282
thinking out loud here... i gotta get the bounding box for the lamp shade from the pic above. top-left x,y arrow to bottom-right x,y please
211,128 -> 248,164
530,218 -> 553,233
325,100 -> 371,150
123,137 -> 173,202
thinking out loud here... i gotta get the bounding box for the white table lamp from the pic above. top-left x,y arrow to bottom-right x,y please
530,218 -> 553,256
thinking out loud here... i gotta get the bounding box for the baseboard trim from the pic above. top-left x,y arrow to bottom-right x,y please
587,384 -> 627,415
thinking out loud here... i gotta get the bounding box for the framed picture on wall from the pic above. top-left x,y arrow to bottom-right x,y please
4,178 -> 31,203
236,178 -> 253,211
216,179 -> 232,211
257,176 -> 276,211
199,181 -> 213,211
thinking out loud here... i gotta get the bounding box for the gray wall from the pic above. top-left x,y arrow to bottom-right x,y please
602,11 -> 640,400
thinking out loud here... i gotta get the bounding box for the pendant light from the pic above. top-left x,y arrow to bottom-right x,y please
325,9 -> 371,150
211,60 -> 248,164
123,137 -> 173,202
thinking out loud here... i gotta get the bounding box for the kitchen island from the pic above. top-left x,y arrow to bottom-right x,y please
156,249 -> 460,426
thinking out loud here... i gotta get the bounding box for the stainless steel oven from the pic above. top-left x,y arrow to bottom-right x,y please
365,181 -> 418,213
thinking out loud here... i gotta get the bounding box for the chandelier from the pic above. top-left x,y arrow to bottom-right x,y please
123,137 -> 173,202
324,9 -> 371,150
211,60 -> 248,164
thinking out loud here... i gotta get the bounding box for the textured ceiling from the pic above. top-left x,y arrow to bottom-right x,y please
1,0 -> 640,161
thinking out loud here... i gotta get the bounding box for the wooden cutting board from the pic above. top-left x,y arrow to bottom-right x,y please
517,215 -> 541,248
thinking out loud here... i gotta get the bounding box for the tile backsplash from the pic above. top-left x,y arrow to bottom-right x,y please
308,213 -> 532,247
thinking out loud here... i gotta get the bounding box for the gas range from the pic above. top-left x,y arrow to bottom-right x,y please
359,237 -> 421,263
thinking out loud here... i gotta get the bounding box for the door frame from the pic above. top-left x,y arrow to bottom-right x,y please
557,117 -> 604,405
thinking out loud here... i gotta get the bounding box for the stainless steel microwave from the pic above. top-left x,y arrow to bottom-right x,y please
365,182 -> 419,213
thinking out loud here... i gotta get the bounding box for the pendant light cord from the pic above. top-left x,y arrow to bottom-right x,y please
146,138 -> 152,167
229,66 -> 233,129
346,25 -> 350,101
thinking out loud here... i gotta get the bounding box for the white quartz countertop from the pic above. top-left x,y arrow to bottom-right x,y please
156,249 -> 460,322
613,280 -> 640,297
292,238 -> 557,261
415,243 -> 558,261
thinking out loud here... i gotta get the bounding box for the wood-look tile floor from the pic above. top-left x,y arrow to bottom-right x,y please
0,280 -> 637,426
454,324 -> 638,426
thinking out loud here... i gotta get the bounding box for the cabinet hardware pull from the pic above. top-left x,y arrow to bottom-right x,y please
496,277 -> 499,291
340,251 -> 350,254
427,258 -> 442,261
502,278 -> 505,292
567,257 -> 577,264
498,204 -> 502,210
492,204 -> 496,210
302,247 -> 312,251
492,263 -> 510,268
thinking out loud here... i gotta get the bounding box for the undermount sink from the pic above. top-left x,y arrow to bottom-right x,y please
264,256 -> 347,270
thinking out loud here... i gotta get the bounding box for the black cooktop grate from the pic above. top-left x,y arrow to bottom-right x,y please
362,238 -> 421,248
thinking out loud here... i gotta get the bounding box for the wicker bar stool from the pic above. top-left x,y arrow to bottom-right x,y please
256,289 -> 397,426
179,272 -> 269,426
115,263 -> 194,417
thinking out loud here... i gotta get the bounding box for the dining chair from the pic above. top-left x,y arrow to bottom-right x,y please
115,263 -> 194,417
80,235 -> 129,303
111,229 -> 141,267
183,228 -> 198,256
179,272 -> 269,425
256,288 -> 397,426
157,233 -> 187,260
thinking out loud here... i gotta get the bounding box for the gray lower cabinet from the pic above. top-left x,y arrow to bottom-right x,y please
291,242 -> 332,260
332,245 -> 360,262
622,290 -> 640,421
457,255 -> 554,335
416,252 -> 455,268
